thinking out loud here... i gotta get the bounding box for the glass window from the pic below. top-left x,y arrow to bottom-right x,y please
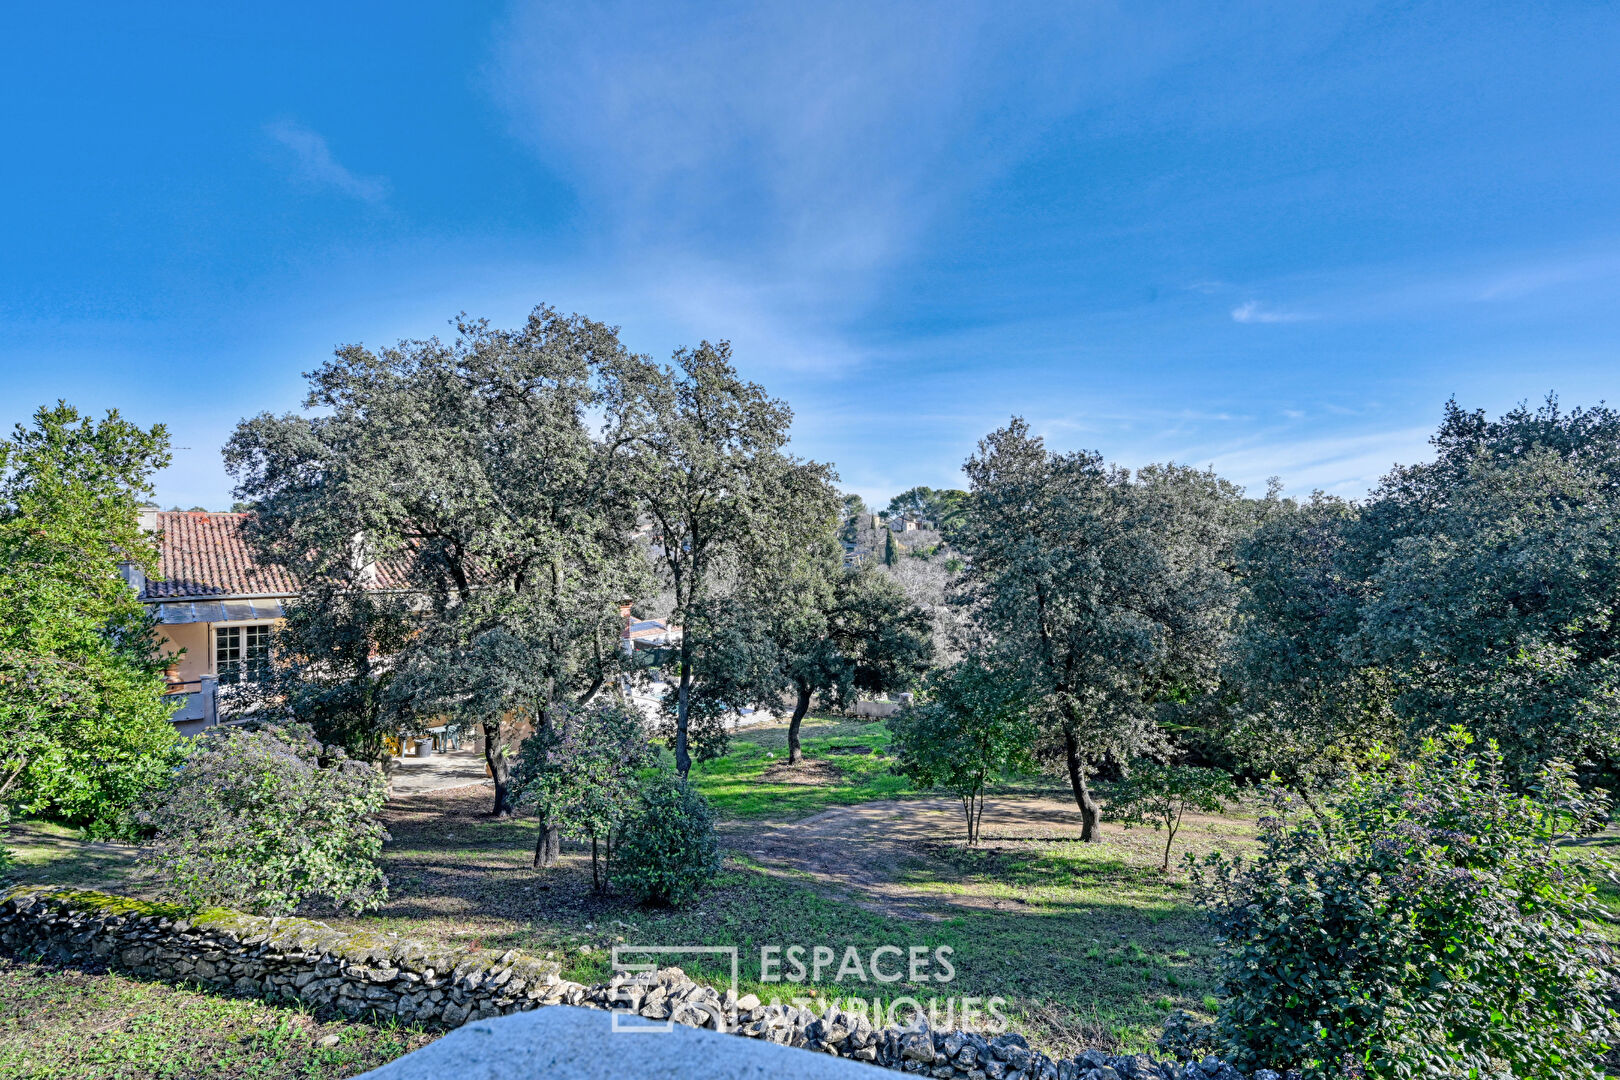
216,624 -> 271,684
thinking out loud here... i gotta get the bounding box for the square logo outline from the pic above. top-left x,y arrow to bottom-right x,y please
609,944 -> 739,1034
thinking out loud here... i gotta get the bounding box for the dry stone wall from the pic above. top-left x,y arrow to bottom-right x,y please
0,885 -> 569,1027
1,886 -> 1283,1080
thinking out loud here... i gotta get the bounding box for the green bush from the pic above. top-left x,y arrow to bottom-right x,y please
137,723 -> 389,915
510,702 -> 655,890
1190,729 -> 1618,1079
614,773 -> 720,907
887,659 -> 1036,845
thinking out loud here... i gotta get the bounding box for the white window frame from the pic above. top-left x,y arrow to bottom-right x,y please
215,622 -> 272,684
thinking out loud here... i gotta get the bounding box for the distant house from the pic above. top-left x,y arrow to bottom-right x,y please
618,601 -> 679,654
118,510 -> 300,734
126,509 -> 414,735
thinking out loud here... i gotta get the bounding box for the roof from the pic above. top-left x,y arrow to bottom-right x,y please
153,598 -> 287,624
139,511 -> 409,601
141,512 -> 301,599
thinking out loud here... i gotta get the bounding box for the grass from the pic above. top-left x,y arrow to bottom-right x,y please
338,801 -> 1245,1055
1569,823 -> 1620,942
677,716 -> 914,817
3,820 -> 140,894
0,717 -> 1255,1071
0,955 -> 429,1080
678,715 -> 1068,818
24,716 -> 1613,1075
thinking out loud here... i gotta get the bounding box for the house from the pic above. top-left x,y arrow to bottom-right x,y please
122,510 -> 301,735
127,509 -> 412,735
617,601 -> 679,655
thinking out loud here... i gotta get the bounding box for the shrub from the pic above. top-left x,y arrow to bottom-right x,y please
0,806 -> 13,872
510,702 -> 655,890
614,773 -> 720,906
1189,729 -> 1618,1079
138,723 -> 389,914
887,659 -> 1036,845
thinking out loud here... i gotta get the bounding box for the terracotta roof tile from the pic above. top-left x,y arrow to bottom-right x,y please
141,513 -> 298,599
141,512 -> 408,600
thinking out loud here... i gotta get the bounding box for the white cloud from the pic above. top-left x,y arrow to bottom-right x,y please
264,120 -> 390,204
1178,425 -> 1434,498
482,2 -> 1205,376
1231,299 -> 1311,324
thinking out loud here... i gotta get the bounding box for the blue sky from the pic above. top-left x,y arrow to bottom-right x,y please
3,2 -> 1618,509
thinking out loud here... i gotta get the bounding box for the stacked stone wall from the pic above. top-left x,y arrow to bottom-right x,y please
0,885 -> 1280,1080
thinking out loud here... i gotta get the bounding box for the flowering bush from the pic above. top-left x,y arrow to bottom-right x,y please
1190,729 -> 1617,1079
138,724 -> 389,914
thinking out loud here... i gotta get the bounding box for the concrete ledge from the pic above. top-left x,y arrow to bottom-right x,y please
358,1005 -> 884,1079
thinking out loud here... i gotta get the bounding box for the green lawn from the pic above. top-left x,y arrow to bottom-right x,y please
9,717 -> 1609,1078
3,719 -> 1245,1064
678,715 -> 1065,818
0,956 -> 428,1080
676,716 -> 914,817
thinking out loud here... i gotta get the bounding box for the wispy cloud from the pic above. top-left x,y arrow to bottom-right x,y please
483,2 -> 1208,374
264,119 -> 389,204
1173,425 -> 1434,498
1471,251 -> 1620,302
1231,300 -> 1311,324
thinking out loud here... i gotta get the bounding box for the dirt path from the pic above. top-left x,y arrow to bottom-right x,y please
388,745 -> 493,797
721,795 -> 1101,919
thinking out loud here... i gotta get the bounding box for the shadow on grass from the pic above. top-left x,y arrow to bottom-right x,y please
5,819 -> 149,896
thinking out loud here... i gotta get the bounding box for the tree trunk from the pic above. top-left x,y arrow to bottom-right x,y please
531,703 -> 561,865
1161,804 -> 1183,872
533,821 -> 560,868
484,720 -> 513,817
675,644 -> 694,778
1064,727 -> 1101,842
591,835 -> 601,892
787,682 -> 812,764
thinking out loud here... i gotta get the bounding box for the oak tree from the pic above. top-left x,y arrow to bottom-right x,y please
226,306 -> 657,820
957,419 -> 1243,840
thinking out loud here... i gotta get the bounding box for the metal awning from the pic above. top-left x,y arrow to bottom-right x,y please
155,598 -> 287,624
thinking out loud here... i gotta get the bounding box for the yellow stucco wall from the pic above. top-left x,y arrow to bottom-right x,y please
156,618 -> 289,690
156,622 -> 211,687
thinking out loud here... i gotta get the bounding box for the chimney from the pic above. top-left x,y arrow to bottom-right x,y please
117,560 -> 147,596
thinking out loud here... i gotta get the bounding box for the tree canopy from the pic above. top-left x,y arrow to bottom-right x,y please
226,306 -> 658,815
0,403 -> 180,834
632,341 -> 838,775
764,562 -> 933,763
885,486 -> 967,530
1226,397 -> 1620,789
1351,397 -> 1620,783
956,419 -> 1246,838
